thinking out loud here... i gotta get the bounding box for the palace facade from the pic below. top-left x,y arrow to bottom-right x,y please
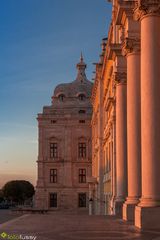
35,0 -> 160,230
35,55 -> 93,212
90,0 -> 160,230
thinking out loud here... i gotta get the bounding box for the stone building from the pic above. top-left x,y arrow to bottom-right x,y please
35,0 -> 160,230
91,38 -> 117,216
91,0 -> 160,230
91,30 -> 127,217
35,54 -> 93,212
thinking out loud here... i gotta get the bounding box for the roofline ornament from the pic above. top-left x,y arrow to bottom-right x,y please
76,53 -> 87,83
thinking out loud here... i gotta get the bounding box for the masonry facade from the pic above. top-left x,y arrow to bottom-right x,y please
35,55 -> 93,212
90,0 -> 160,230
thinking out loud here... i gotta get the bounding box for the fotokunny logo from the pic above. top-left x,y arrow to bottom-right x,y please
0,232 -> 37,240
0,232 -> 8,239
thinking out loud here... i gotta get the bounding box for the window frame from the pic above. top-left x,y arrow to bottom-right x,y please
79,120 -> 85,123
78,193 -> 87,208
78,94 -> 86,101
79,169 -> 86,183
58,94 -> 65,102
50,142 -> 58,158
49,193 -> 57,208
79,110 -> 86,114
78,142 -> 87,158
50,169 -> 57,183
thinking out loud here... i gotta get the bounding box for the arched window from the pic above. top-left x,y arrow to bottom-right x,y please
58,94 -> 65,102
78,94 -> 86,101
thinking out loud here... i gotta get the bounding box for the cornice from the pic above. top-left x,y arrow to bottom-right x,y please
114,1 -> 136,25
134,0 -> 160,20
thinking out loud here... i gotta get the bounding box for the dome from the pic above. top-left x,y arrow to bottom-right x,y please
53,53 -> 93,98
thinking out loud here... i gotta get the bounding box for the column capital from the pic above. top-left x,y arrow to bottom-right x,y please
113,72 -> 127,85
134,0 -> 160,20
122,38 -> 141,56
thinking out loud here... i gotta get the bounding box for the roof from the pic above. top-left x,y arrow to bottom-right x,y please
53,53 -> 93,98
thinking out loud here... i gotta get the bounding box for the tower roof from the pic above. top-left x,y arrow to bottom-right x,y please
53,54 -> 93,98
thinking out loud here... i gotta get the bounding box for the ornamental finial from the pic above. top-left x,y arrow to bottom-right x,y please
76,52 -> 87,82
80,52 -> 84,62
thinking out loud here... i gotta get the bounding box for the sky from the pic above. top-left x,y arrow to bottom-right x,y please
0,0 -> 112,188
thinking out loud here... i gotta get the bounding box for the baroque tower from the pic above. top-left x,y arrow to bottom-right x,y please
35,54 -> 93,212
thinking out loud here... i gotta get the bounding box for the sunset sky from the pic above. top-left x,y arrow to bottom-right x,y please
0,0 -> 111,188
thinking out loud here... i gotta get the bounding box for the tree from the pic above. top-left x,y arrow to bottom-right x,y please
0,190 -> 4,203
2,180 -> 35,204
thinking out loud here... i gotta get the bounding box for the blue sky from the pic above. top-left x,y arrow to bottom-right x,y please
0,0 -> 111,187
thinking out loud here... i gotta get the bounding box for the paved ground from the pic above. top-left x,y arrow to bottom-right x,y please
0,209 -> 23,224
0,213 -> 160,240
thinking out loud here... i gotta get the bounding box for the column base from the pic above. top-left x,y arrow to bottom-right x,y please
123,203 -> 137,221
123,198 -> 139,221
135,206 -> 160,230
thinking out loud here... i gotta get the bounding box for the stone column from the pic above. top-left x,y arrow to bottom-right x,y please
134,0 -> 160,229
122,38 -> 141,221
114,72 -> 128,217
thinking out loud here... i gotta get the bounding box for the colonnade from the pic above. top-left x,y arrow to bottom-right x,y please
115,0 -> 160,229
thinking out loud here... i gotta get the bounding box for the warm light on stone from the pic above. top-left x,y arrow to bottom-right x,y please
91,0 -> 160,231
34,0 -> 160,231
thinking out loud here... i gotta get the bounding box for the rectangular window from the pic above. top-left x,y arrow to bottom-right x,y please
50,143 -> 58,158
49,193 -> 57,208
79,169 -> 86,183
50,169 -> 57,183
79,120 -> 85,123
51,120 -> 57,124
78,143 -> 86,158
78,193 -> 86,208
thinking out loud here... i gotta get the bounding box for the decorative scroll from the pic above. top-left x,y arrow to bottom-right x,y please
134,0 -> 160,20
113,72 -> 127,85
122,38 -> 141,56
